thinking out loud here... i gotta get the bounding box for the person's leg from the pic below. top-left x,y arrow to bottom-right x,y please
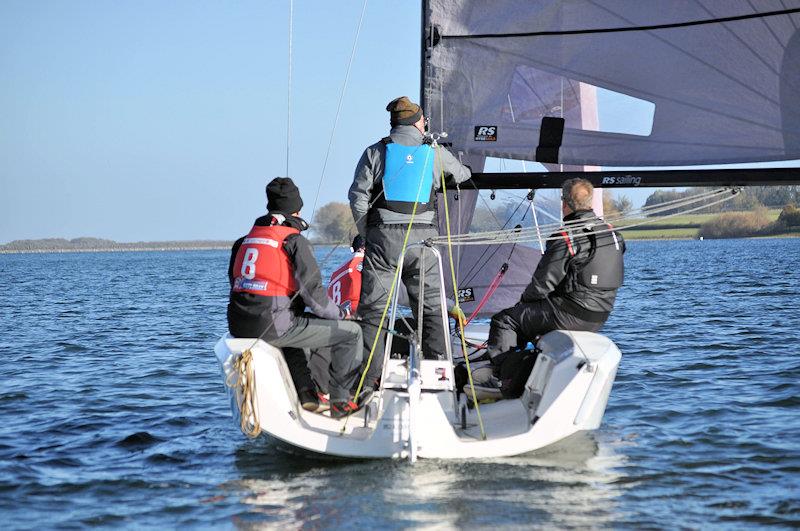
308,348 -> 331,395
326,321 -> 363,401
486,301 -> 561,362
358,226 -> 401,386
516,300 -> 561,340
553,309 -> 605,333
402,230 -> 446,360
486,305 -> 525,364
271,315 -> 362,402
280,347 -> 315,393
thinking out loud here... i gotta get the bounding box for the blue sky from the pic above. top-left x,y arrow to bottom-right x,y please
1,1 -> 420,242
4,2 -> 787,243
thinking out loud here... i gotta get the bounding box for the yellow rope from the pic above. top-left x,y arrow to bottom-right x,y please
439,148 -> 486,440
346,146 -> 434,430
225,349 -> 261,438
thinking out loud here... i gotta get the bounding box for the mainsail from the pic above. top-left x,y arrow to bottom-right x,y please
423,1 -> 800,167
425,1 -> 800,316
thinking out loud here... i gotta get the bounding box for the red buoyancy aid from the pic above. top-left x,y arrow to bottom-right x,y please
232,224 -> 300,297
327,252 -> 364,312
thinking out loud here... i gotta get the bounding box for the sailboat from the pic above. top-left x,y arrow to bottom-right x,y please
215,1 -> 800,461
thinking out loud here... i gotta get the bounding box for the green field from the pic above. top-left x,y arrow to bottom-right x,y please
620,209 -> 783,240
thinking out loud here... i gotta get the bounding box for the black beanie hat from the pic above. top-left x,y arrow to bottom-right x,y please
266,177 -> 304,214
351,234 -> 365,251
386,96 -> 423,126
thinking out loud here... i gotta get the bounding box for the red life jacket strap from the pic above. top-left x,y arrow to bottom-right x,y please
560,231 -> 575,256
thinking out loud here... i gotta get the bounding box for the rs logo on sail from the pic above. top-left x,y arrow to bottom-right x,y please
602,176 -> 642,186
474,126 -> 497,141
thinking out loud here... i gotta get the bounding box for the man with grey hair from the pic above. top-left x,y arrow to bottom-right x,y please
471,178 -> 625,399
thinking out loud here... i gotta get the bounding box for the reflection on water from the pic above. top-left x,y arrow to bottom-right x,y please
229,432 -> 628,528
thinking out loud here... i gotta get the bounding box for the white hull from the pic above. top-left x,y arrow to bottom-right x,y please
214,328 -> 621,461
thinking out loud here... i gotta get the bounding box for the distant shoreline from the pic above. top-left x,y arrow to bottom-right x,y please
0,246 -> 231,254
3,235 -> 799,254
0,238 -> 346,254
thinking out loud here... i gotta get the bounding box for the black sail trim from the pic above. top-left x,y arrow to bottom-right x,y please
535,117 -> 565,164
454,167 -> 800,190
440,8 -> 800,40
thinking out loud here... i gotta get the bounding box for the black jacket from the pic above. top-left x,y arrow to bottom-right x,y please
520,210 -> 625,322
227,214 -> 343,339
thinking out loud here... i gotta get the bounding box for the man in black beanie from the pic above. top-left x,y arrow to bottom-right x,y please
227,177 -> 364,418
348,96 -> 472,394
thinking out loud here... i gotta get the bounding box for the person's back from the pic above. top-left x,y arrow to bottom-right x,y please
529,209 -> 625,325
227,177 -> 365,418
326,235 -> 365,315
348,96 -> 472,392
227,214 -> 307,339
473,178 -> 625,400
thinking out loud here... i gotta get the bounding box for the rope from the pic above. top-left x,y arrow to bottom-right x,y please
457,193 -> 528,288
429,187 -> 740,246
440,146 -> 486,440
225,349 -> 261,438
463,264 -> 507,327
308,0 -> 369,224
342,145 -> 435,431
285,0 -> 293,177
447,186 -> 731,244
237,143 -> 433,362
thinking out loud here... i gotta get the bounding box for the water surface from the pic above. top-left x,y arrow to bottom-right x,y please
1,239 -> 798,527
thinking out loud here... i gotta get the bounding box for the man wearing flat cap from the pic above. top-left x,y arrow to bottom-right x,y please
348,96 -> 472,394
228,177 -> 364,418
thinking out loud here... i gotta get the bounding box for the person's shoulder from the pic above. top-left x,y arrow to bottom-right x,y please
284,231 -> 308,245
365,138 -> 387,151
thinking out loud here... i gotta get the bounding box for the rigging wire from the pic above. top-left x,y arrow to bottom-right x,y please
441,148 -> 486,440
443,187 -> 733,241
286,0 -> 293,177
457,193 -> 529,288
308,0 -> 369,225
430,187 -> 740,247
342,145 -> 434,433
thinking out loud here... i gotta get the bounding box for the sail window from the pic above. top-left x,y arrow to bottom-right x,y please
504,65 -> 654,137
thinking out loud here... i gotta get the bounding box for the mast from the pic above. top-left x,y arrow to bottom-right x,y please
420,0 -> 429,114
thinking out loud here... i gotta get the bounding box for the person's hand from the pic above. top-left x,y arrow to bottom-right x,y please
448,306 -> 467,327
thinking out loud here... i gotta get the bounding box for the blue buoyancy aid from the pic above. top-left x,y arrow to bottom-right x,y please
373,139 -> 435,215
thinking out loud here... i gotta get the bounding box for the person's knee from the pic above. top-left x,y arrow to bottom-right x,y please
491,310 -> 513,328
341,320 -> 362,342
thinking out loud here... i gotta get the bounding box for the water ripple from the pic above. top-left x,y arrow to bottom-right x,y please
1,242 -> 799,527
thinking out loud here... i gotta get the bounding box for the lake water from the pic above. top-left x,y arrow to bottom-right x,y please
1,239 -> 799,528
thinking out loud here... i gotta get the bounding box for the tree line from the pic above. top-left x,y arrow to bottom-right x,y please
1,238 -> 232,252
642,186 -> 800,215
311,185 -> 800,241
